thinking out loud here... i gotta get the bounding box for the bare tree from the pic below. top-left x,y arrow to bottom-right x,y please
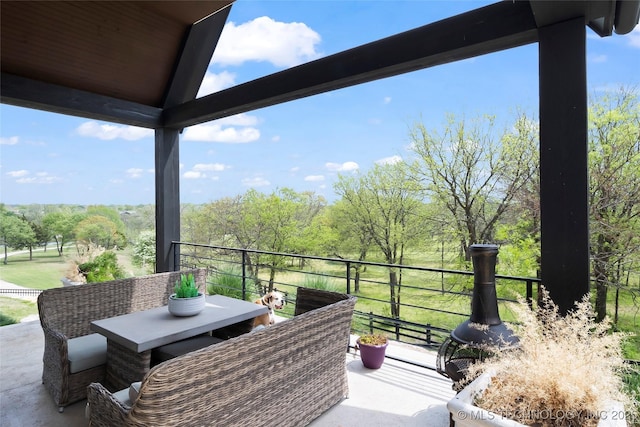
334,161 -> 425,317
409,113 -> 538,259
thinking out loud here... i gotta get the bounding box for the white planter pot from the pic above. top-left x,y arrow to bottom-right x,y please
60,277 -> 83,287
168,293 -> 206,317
447,371 -> 627,427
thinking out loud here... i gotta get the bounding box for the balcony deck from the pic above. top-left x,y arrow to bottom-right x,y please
1,320 -> 456,427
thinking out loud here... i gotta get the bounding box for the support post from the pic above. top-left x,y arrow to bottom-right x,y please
155,128 -> 181,272
538,17 -> 590,314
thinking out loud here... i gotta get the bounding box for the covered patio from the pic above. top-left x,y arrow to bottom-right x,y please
0,320 -> 455,427
1,1 -> 639,425
2,0 -> 639,313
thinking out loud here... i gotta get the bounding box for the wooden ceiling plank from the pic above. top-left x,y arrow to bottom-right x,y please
163,1 -> 538,129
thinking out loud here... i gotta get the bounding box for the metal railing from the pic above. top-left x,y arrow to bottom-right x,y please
0,289 -> 42,298
173,242 -> 540,358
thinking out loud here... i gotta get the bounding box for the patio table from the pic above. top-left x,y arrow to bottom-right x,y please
90,294 -> 268,390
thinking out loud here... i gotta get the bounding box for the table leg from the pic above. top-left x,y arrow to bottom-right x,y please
105,339 -> 151,391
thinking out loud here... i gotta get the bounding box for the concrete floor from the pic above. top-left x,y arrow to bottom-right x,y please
0,320 -> 455,427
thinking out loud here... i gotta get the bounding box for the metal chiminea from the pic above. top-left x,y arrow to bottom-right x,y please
436,244 -> 519,383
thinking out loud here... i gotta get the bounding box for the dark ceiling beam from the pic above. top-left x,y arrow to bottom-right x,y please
163,1 -> 538,129
0,73 -> 162,128
162,4 -> 232,108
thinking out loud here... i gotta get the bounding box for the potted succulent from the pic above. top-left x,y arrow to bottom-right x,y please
356,333 -> 389,369
447,288 -> 638,427
168,273 -> 206,317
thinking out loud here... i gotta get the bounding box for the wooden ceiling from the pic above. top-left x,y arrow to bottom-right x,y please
1,0 -> 233,126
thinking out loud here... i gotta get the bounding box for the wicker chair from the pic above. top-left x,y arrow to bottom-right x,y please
37,268 -> 206,412
86,289 -> 357,427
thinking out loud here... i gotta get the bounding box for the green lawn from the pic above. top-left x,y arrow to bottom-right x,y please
0,296 -> 37,325
0,247 -> 147,325
0,249 -> 68,289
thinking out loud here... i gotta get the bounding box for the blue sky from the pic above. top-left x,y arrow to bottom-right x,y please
1,1 -> 639,206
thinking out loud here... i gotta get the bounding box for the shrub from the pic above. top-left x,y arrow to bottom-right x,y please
207,268 -> 244,300
301,273 -> 340,292
79,250 -> 125,283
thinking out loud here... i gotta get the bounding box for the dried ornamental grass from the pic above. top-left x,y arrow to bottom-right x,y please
465,289 -> 636,427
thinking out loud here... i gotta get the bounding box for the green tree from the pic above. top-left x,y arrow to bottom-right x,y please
86,205 -> 127,248
132,230 -> 156,273
0,209 -> 36,264
42,211 -> 84,255
334,161 -> 424,317
588,88 -> 640,322
323,199 -> 374,293
74,215 -> 120,250
409,113 -> 538,259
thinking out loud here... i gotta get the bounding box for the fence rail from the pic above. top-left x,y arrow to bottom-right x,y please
0,289 -> 42,298
173,242 -> 540,357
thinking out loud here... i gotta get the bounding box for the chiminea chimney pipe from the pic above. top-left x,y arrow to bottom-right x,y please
469,244 -> 501,325
450,244 -> 518,347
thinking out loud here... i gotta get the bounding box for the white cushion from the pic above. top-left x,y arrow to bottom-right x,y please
67,334 -> 107,374
86,383 -> 138,419
129,381 -> 142,403
113,387 -> 132,406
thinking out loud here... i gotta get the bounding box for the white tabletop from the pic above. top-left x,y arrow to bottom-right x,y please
90,294 -> 268,352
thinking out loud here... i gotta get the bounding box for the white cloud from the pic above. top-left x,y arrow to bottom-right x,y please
376,155 -> 403,165
15,171 -> 61,184
197,71 -> 237,97
271,135 -> 281,142
76,121 -> 153,141
184,171 -> 204,179
126,168 -> 144,178
214,16 -> 322,67
383,96 -> 392,104
325,161 -> 359,172
193,163 -> 229,172
0,136 -> 19,145
183,123 -> 260,143
7,170 -> 28,177
242,176 -> 270,187
304,175 -> 325,182
290,166 -> 300,173
216,113 -> 259,127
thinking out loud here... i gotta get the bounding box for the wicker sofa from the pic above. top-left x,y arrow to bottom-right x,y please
37,268 -> 207,412
86,288 -> 357,427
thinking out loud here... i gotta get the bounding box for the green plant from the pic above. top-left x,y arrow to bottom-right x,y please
79,250 -> 125,283
358,334 -> 388,346
302,273 -> 340,292
465,288 -> 638,427
207,268 -> 244,299
174,273 -> 199,298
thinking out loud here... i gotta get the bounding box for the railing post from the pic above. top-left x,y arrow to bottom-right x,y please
426,324 -> 432,345
526,279 -> 533,309
346,261 -> 351,294
369,312 -> 374,334
172,242 -> 179,270
242,250 -> 247,301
